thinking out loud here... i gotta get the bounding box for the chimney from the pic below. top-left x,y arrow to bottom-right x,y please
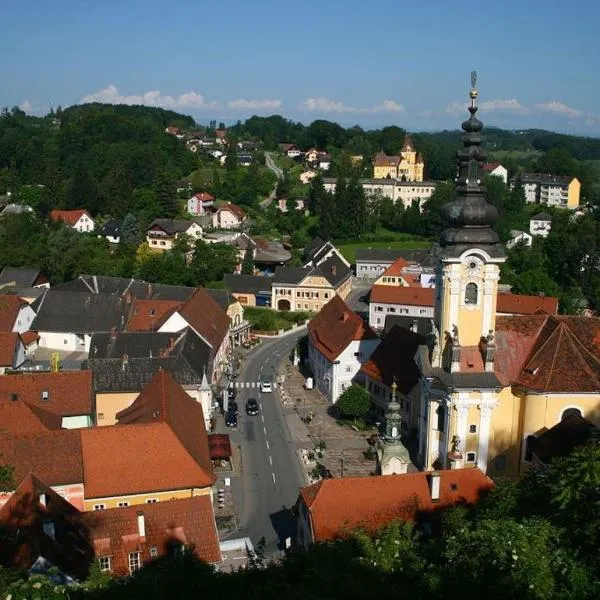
429,472 -> 440,502
169,336 -> 175,350
341,311 -> 350,322
331,265 -> 337,276
121,354 -> 129,371
39,493 -> 47,507
137,511 -> 146,539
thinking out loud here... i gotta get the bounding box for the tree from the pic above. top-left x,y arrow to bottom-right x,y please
65,160 -> 101,214
224,138 -> 238,172
241,247 -> 254,275
336,385 -> 372,421
120,212 -> 141,246
153,169 -> 178,218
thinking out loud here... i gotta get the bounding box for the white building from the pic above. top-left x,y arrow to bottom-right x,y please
369,286 -> 434,329
483,163 -> 508,184
50,209 -> 95,233
187,192 -> 215,216
514,173 -> 580,209
529,212 -> 552,238
506,230 -> 533,248
307,296 -> 380,404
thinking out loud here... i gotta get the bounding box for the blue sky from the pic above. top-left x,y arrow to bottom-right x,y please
2,0 -> 599,134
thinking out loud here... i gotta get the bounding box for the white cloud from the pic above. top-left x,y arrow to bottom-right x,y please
479,98 -> 528,114
227,98 -> 282,111
535,101 -> 583,118
19,99 -> 33,113
302,97 -> 405,114
445,101 -> 465,116
80,84 -> 219,109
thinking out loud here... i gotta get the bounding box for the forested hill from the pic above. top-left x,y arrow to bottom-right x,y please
0,104 -> 197,219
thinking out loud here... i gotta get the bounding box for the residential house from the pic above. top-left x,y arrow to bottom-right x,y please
165,126 -> 182,137
0,203 -> 34,217
238,140 -> 262,151
482,162 -> 508,183
279,143 -> 301,158
238,154 -> 253,167
212,203 -> 247,229
0,294 -> 36,333
50,209 -> 95,233
304,148 -> 321,163
300,170 -> 318,185
97,218 -> 121,244
0,266 -> 48,289
223,274 -> 273,307
355,248 -> 430,279
506,230 -> 533,249
530,212 -> 552,237
372,136 -> 425,181
302,237 -> 350,270
318,154 -> 332,171
215,128 -> 227,144
87,328 -> 212,426
513,173 -> 580,209
272,254 -> 352,312
276,197 -> 309,212
0,474 -> 221,581
232,234 -> 292,274
0,331 -> 25,373
187,192 -> 215,216
146,219 -> 203,251
296,469 -> 493,549
373,257 -> 414,287
205,288 -> 250,346
0,370 -> 95,428
307,295 -> 379,404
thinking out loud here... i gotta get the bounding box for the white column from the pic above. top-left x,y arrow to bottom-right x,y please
455,401 -> 469,445
477,399 -> 496,472
448,272 -> 461,333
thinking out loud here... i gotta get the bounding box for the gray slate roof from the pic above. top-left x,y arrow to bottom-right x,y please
355,248 -> 430,264
531,212 -> 552,221
148,218 -> 196,235
223,274 -> 273,295
85,328 -> 211,392
0,266 -> 44,288
273,266 -> 312,285
384,315 -> 431,337
205,288 -> 235,311
274,254 -> 351,288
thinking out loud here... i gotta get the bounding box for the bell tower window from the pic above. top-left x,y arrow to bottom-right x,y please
465,282 -> 478,305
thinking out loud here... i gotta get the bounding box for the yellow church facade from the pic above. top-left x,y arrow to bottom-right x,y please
373,135 -> 424,181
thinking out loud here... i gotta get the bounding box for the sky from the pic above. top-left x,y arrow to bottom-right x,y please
2,0 -> 599,135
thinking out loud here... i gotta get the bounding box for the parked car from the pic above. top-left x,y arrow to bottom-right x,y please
260,381 -> 272,393
228,400 -> 239,415
225,409 -> 238,428
228,386 -> 236,400
246,398 -> 259,416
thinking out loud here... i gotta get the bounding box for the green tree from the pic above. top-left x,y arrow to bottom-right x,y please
241,247 -> 254,275
65,160 -> 101,213
336,385 -> 372,421
153,169 -> 178,218
120,212 -> 141,246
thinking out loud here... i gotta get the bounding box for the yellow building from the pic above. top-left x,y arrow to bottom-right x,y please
394,81 -> 600,479
373,135 -> 424,181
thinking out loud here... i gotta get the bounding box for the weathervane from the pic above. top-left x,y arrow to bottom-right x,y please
470,70 -> 478,108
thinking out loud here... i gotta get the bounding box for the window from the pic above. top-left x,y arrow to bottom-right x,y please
419,309 -> 427,315
146,498 -> 158,504
117,501 -> 129,508
98,413 -> 104,420
465,282 -> 478,305
149,547 -> 158,558
466,452 -> 476,463
128,552 -> 141,573
346,365 -> 353,373
436,406 -> 445,432
469,424 -> 477,434
324,293 -> 329,299
354,352 -> 362,359
376,306 -> 383,312
524,435 -> 536,462
93,504 -> 106,511
388,307 -> 396,313
98,556 -> 112,572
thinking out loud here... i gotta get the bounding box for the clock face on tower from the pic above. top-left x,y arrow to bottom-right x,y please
465,256 -> 483,277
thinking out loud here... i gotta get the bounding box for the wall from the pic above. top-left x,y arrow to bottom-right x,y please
62,414 -> 93,429
231,292 -> 257,307
96,391 -> 138,426
37,331 -> 84,352
568,178 -> 580,209
369,301 -> 433,329
0,482 -> 85,511
356,261 -> 393,279
13,304 -> 36,334
75,215 -> 95,233
83,485 -> 211,511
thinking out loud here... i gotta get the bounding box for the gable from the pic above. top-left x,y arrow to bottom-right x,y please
302,275 -> 332,288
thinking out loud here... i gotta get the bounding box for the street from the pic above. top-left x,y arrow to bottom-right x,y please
222,330 -> 307,555
259,152 -> 284,209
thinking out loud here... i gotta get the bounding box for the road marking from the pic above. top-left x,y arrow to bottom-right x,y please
251,382 -> 255,388
261,414 -> 265,423
272,472 -> 276,485
266,440 -> 269,450
263,426 -> 267,436
268,455 -> 273,465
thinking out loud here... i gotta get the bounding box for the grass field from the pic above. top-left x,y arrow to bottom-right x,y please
337,239 -> 431,264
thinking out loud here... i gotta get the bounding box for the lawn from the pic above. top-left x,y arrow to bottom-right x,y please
244,307 -> 315,333
337,239 -> 431,264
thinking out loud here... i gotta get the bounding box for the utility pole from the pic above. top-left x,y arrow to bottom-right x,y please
340,457 -> 344,478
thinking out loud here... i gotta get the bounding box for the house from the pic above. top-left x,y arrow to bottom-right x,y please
482,162 -> 508,184
373,257 -> 413,287
530,212 -> 552,237
187,192 -> 215,216
276,197 -> 309,213
238,140 -> 262,151
165,126 -> 182,136
272,254 -> 352,312
300,170 -> 318,185
355,248 -> 430,279
50,209 -> 95,233
215,128 -> 227,144
372,136 -> 425,181
513,173 -> 580,209
0,294 -> 36,332
0,203 -> 34,217
304,148 -> 321,163
238,154 -> 253,167
318,153 -> 332,171
97,218 -> 121,244
31,289 -> 130,352
506,229 -> 533,249
0,266 -> 48,289
307,296 -> 379,404
205,288 -> 250,346
232,234 -> 292,274
87,328 -> 212,426
0,370 -> 95,428
223,274 -> 273,307
302,237 -> 350,269
279,143 -> 301,158
0,331 -> 25,373
212,203 -> 247,229
0,474 -> 221,581
296,468 -> 493,549
146,219 -> 203,251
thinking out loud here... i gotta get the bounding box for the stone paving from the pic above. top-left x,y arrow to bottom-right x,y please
277,359 -> 379,482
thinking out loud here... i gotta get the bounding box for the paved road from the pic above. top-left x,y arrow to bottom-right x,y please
259,152 -> 284,209
224,330 -> 307,555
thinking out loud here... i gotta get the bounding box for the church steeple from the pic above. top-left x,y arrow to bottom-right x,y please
377,381 -> 411,475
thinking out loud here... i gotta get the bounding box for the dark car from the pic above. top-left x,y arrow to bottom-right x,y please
359,294 -> 369,304
246,398 -> 259,416
228,400 -> 239,415
228,386 -> 236,400
225,409 -> 238,428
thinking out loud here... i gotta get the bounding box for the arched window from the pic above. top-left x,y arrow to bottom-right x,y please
465,282 -> 478,305
561,407 -> 582,421
436,405 -> 445,432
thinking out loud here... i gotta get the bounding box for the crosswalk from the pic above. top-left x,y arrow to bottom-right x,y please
230,381 -> 279,389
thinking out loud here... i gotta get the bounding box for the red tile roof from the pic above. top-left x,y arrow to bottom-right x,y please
361,325 -> 424,392
82,495 -> 221,572
0,371 -> 94,417
0,400 -> 63,434
496,292 -> 558,315
374,152 -> 401,167
193,192 -> 215,202
177,288 -> 230,350
380,257 -> 410,278
0,331 -> 19,366
116,369 -> 214,484
49,209 -> 92,226
370,285 -> 435,306
0,429 -> 84,486
308,295 -> 378,362
0,294 -> 26,330
80,422 -> 214,499
20,330 -> 39,346
126,298 -> 181,331
0,474 -> 94,580
483,162 -> 501,172
299,469 -> 493,543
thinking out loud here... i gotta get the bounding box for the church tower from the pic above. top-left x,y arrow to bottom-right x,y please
377,382 -> 411,475
432,72 -> 506,371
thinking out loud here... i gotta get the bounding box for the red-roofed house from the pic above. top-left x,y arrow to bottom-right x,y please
187,192 -> 215,216
297,468 -> 493,548
482,162 -> 508,183
50,209 -> 95,232
0,294 -> 36,333
212,203 -> 247,229
307,296 -> 379,403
